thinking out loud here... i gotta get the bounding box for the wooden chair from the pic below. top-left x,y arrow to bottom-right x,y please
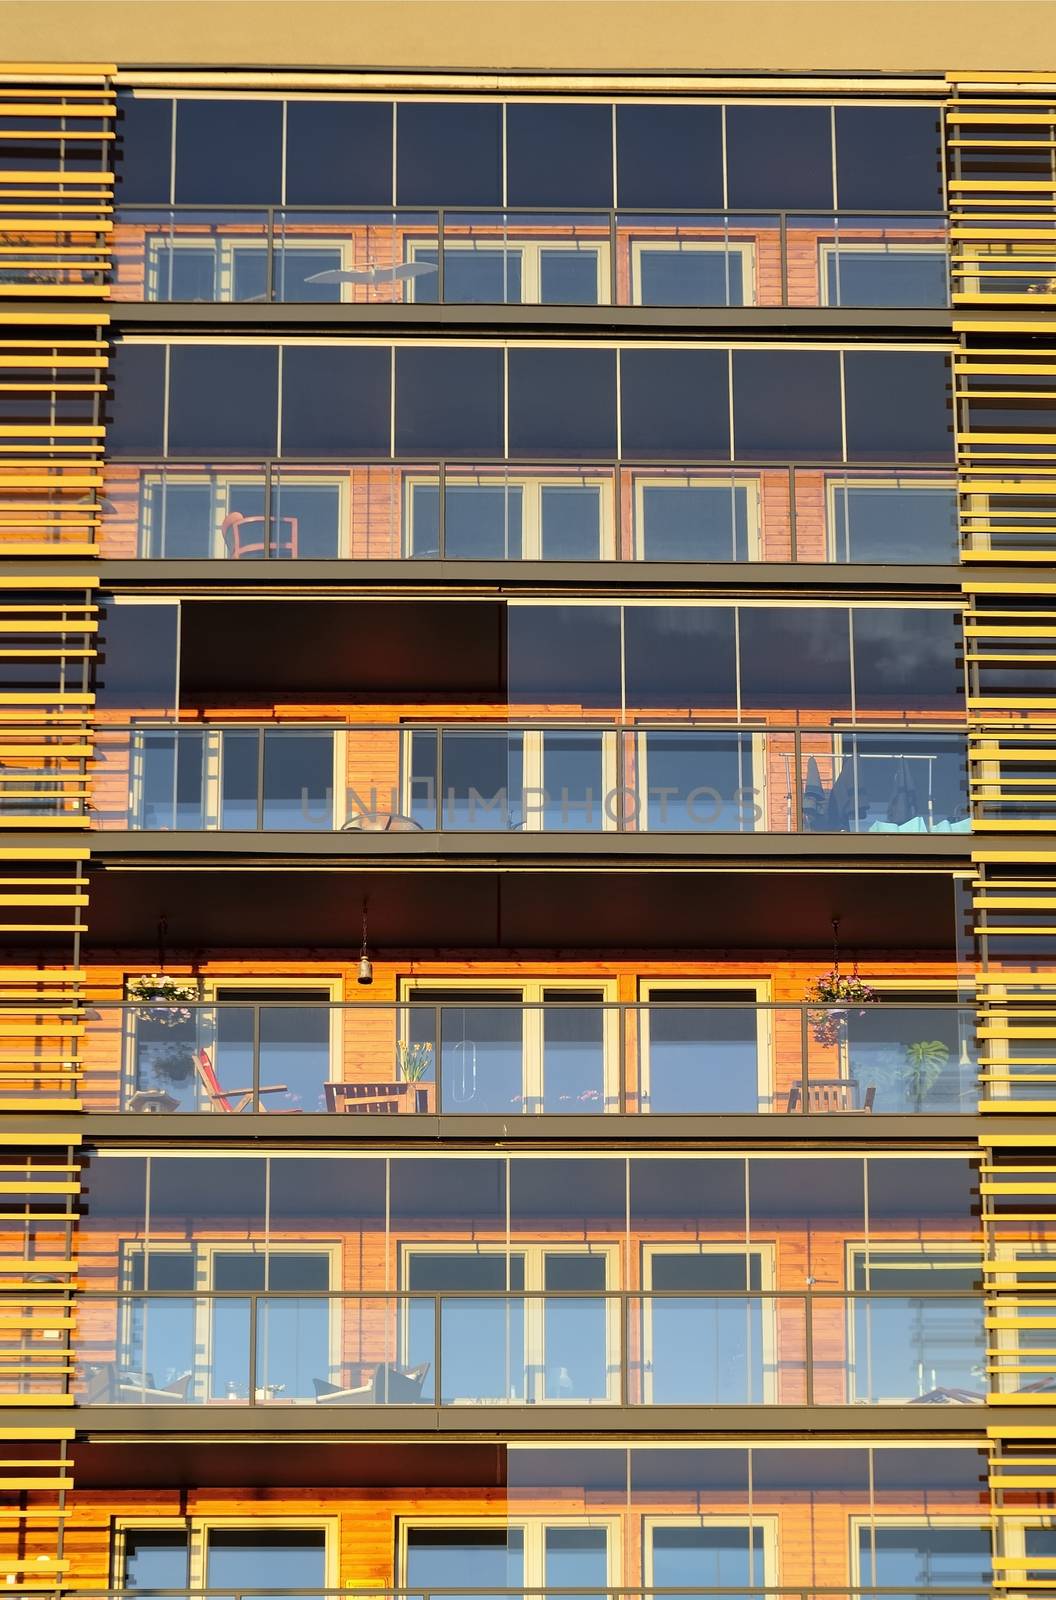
221,511 -> 298,559
786,1078 -> 876,1113
195,1047 -> 294,1114
324,1080 -> 411,1114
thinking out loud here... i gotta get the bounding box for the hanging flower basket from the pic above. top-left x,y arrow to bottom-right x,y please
128,974 -> 200,1027
805,965 -> 877,1046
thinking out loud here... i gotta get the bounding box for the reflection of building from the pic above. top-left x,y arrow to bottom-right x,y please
3,6 -> 1056,1599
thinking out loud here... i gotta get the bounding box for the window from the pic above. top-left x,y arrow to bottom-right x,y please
408,236 -> 607,306
108,344 -> 165,455
404,470 -> 613,560
396,103 -> 502,206
400,1241 -> 619,1402
827,477 -> 958,563
131,728 -> 340,830
115,94 -> 173,203
631,239 -> 754,307
615,104 -> 724,209
851,607 -> 963,713
119,1523 -> 333,1590
637,981 -> 772,1113
854,1521 -> 992,1595
167,345 -> 278,456
138,468 -> 347,559
280,346 -> 391,455
844,1246 -> 985,1403
843,351 -> 952,462
401,1519 -> 617,1597
640,1244 -> 776,1403
821,244 -> 948,308
506,104 -> 614,207
401,978 -> 618,1113
645,1518 -> 777,1590
633,475 -> 758,560
738,605 -> 852,711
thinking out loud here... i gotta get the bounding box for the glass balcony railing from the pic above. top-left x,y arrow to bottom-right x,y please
59,1591 -> 996,1600
83,725 -> 969,835
70,1291 -> 985,1407
108,207 -> 950,308
97,462 -> 960,565
74,1001 -> 982,1115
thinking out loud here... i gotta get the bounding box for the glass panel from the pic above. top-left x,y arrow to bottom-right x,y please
835,107 -> 944,211
651,1525 -> 766,1599
852,609 -> 964,713
507,348 -> 617,459
96,603 -> 180,715
108,344 -> 165,455
615,104 -> 724,209
395,347 -> 504,457
544,1267 -> 610,1400
448,482 -> 523,559
261,731 -> 334,829
396,103 -> 502,207
542,1003 -> 606,1112
135,731 -> 202,830
845,1298 -> 985,1403
540,248 -> 600,305
738,607 -> 852,712
843,351 -> 953,462
506,104 -> 613,207
635,478 -> 752,560
638,241 -> 746,306
219,731 -> 258,829
621,348 -> 731,458
173,101 -> 282,205
824,245 -> 949,308
405,1526 -> 524,1600
540,485 -> 602,558
732,350 -> 843,460
286,101 -> 393,206
256,1284 -> 332,1401
838,1007 -> 979,1113
642,1289 -> 775,1403
726,106 -> 834,209
545,1526 -> 608,1600
644,1004 -> 762,1112
280,346 -> 391,454
115,93 -> 173,203
624,605 -> 737,712
539,731 -> 606,830
167,345 -> 278,455
439,731 -> 522,830
439,1296 -> 526,1401
639,731 -> 758,831
507,605 -> 622,713
270,472 -> 344,558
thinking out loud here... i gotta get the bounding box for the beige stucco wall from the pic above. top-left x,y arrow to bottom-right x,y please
2,0 -> 1055,74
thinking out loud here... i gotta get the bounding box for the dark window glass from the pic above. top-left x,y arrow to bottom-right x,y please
738,606 -> 852,710
174,100 -> 282,205
825,250 -> 948,309
115,93 -> 172,202
506,104 -> 613,207
394,347 -> 503,457
843,351 -> 952,462
625,607 -> 737,709
507,605 -> 621,710
616,104 -> 723,209
835,107 -> 943,211
280,346 -> 390,454
95,603 -> 179,714
507,348 -> 616,458
637,248 -> 745,307
108,344 -> 165,454
732,350 -> 842,460
396,103 -> 502,206
852,607 -> 963,713
726,106 -> 833,209
621,349 -> 730,459
285,101 -> 392,205
168,346 -> 278,455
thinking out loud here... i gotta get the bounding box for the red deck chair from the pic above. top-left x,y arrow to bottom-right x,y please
194,1047 -> 298,1113
221,512 -> 299,559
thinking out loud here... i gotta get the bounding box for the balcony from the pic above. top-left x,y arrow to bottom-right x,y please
83,725 -> 969,836
108,208 -> 950,309
70,1289 -> 984,1408
97,462 -> 959,565
74,1001 -> 981,1116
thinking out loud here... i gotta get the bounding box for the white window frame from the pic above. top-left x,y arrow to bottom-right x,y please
631,471 -> 762,562
397,1515 -> 621,1588
139,467 -> 348,559
843,1242 -> 984,1405
398,976 -> 620,1112
401,468 -> 616,560
639,1242 -> 777,1405
643,1514 -> 778,1587
636,977 -> 773,1113
822,472 -> 957,564
849,1514 -> 993,1590
818,239 -> 949,308
406,234 -> 610,305
144,230 -> 350,303
113,1515 -> 340,1590
130,726 -> 345,832
398,1239 -> 621,1405
629,237 -> 757,307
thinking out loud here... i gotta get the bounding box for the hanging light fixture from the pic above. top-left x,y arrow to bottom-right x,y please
357,898 -> 374,986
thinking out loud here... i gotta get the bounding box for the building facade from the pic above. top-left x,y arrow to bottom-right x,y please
0,14 -> 1055,1600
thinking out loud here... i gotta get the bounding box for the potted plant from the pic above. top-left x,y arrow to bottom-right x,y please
902,1039 -> 950,1109
127,973 -> 200,1026
396,1040 -> 435,1112
805,963 -> 877,1046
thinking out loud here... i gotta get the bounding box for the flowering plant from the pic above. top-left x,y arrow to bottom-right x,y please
128,973 -> 200,1026
805,964 -> 877,1046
